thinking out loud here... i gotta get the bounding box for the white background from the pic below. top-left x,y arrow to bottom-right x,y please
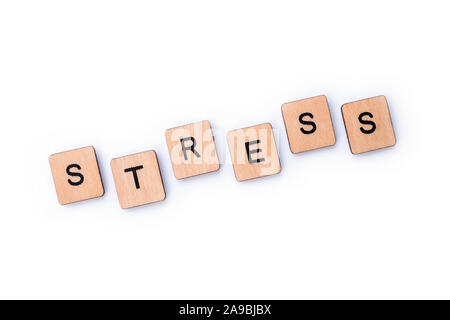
0,0 -> 449,299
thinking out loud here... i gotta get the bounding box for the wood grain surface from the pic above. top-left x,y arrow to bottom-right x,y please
227,123 -> 281,182
282,95 -> 336,153
341,95 -> 396,154
49,146 -> 104,205
165,120 -> 220,179
110,150 -> 166,209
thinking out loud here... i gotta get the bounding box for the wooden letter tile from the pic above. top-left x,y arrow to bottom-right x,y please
165,120 -> 220,179
341,95 -> 396,154
110,150 -> 165,209
227,123 -> 281,182
281,95 -> 336,153
49,146 -> 104,205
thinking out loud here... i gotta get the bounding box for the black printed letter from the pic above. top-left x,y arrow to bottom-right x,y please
245,140 -> 265,164
124,165 -> 144,189
66,164 -> 84,186
299,112 -> 317,134
359,112 -> 376,134
180,137 -> 201,160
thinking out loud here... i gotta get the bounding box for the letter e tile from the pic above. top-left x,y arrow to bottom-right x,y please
227,123 -> 281,182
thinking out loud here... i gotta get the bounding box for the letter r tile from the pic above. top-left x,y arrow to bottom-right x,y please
341,95 -> 396,154
227,123 -> 281,182
49,146 -> 104,205
110,150 -> 166,209
165,120 -> 220,179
